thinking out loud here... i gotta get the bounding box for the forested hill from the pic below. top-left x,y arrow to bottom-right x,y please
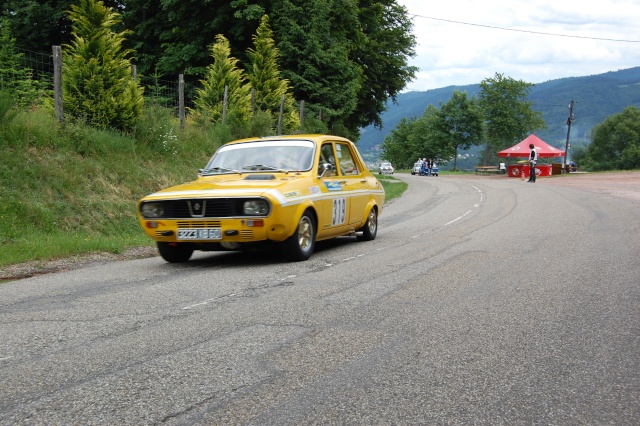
358,66 -> 640,159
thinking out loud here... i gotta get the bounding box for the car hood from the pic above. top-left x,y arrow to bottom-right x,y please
142,173 -> 307,200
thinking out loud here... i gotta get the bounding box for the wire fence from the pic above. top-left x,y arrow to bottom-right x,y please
13,47 -> 54,83
3,46 -> 319,134
137,73 -> 197,111
1,46 -> 197,115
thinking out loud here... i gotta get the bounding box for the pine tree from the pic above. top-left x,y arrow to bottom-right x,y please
246,15 -> 299,133
193,34 -> 252,124
62,0 -> 143,131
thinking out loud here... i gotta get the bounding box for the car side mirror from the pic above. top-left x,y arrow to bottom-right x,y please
319,163 -> 333,178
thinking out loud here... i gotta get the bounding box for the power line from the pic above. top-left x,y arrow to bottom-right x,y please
409,14 -> 640,43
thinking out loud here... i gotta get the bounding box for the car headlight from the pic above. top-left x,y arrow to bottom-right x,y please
141,202 -> 164,218
243,199 -> 269,216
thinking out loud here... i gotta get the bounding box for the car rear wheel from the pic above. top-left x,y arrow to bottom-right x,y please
356,207 -> 378,241
157,242 -> 194,263
282,212 -> 316,261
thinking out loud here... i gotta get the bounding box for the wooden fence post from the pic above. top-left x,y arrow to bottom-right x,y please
178,74 -> 185,130
52,46 -> 63,124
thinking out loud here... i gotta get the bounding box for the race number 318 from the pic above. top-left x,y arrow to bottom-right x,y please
332,198 -> 346,226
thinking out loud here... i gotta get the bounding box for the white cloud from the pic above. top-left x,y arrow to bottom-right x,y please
397,0 -> 640,91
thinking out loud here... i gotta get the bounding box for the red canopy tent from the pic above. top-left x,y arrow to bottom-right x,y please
498,134 -> 565,158
499,134 -> 565,178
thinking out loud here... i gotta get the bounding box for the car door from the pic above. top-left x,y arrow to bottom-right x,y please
333,142 -> 370,228
316,142 -> 351,236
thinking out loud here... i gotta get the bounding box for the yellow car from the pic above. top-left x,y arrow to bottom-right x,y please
137,134 -> 385,262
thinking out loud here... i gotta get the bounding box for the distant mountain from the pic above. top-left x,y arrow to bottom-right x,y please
358,66 -> 640,161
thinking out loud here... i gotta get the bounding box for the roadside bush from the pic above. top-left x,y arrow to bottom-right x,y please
134,104 -> 179,152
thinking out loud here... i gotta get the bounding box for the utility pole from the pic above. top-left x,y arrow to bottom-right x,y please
563,100 -> 575,170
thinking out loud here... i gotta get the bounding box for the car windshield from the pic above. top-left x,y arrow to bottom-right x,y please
202,140 -> 316,175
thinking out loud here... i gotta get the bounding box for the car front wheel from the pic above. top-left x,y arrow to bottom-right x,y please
157,242 -> 194,263
282,212 -> 316,261
356,207 -> 378,241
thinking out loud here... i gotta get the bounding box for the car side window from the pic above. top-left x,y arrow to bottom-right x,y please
335,143 -> 359,175
319,143 -> 336,177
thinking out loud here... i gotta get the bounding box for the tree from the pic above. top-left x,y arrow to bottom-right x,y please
246,15 -> 299,133
381,105 -> 454,169
118,0 -> 171,79
409,105 -> 455,165
0,0 -> 122,54
192,34 -> 252,124
582,106 -> 640,171
62,0 -> 143,131
438,91 -> 485,171
347,0 -> 417,131
380,117 -> 417,169
270,0 -> 416,139
478,73 -> 546,164
271,0 -> 363,138
0,0 -> 74,53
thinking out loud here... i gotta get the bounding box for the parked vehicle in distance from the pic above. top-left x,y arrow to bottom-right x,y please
411,161 -> 422,175
378,162 -> 394,174
137,135 -> 385,263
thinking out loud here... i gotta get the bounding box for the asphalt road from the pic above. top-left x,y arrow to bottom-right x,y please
1,174 -> 639,425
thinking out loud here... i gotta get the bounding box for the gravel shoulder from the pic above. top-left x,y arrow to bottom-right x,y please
3,171 -> 639,281
0,246 -> 158,282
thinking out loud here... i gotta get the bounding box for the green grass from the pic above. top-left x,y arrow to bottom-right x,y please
0,107 -> 408,268
377,174 -> 408,200
0,107 -> 228,267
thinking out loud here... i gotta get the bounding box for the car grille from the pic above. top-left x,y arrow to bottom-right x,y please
144,199 -> 249,219
159,199 -> 237,218
176,220 -> 222,228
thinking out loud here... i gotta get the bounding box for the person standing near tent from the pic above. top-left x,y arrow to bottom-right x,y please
528,143 -> 538,183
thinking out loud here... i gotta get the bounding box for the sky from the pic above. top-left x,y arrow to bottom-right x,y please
396,0 -> 640,92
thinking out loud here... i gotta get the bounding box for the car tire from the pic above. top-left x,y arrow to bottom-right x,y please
356,207 -> 378,241
282,212 -> 316,261
157,242 -> 194,263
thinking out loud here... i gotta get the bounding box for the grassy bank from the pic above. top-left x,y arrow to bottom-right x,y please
1,107 -> 224,267
0,108 -> 406,267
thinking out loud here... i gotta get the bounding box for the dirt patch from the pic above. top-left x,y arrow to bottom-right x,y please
457,171 -> 640,206
542,171 -> 640,205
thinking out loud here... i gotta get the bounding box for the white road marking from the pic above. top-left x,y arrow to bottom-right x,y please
183,183 -> 486,310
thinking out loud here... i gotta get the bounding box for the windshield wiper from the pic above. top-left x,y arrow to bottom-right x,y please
243,164 -> 288,173
202,166 -> 241,175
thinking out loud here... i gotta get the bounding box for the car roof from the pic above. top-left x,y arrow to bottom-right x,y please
225,134 -> 352,146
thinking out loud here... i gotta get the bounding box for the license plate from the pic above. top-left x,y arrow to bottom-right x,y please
177,228 -> 221,240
